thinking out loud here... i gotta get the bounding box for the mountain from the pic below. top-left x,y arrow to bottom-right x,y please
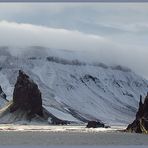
0,46 -> 148,125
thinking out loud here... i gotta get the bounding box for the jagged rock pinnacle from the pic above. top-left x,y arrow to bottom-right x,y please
10,70 -> 43,119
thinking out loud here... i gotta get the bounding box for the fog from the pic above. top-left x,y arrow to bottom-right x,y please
0,20 -> 148,79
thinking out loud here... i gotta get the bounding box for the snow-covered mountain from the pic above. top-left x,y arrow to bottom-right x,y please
0,46 -> 148,125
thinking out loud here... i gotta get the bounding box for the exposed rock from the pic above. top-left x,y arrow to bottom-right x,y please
51,118 -> 70,125
0,70 -> 73,124
86,121 -> 110,128
0,86 -> 7,100
136,95 -> 144,119
10,70 -> 43,120
126,93 -> 148,134
0,85 -> 8,108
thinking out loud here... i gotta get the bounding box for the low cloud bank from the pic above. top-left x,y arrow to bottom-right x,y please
0,20 -> 148,79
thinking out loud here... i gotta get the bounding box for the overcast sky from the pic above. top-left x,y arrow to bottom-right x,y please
0,3 -> 148,79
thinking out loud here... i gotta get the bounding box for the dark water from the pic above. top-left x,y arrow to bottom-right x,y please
0,131 -> 147,145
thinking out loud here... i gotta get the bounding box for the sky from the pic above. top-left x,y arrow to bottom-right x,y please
0,3 -> 148,78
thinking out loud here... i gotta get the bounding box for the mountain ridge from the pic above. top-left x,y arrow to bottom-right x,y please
0,46 -> 148,125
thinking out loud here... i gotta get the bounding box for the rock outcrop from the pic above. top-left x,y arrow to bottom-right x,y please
0,86 -> 7,100
0,70 -> 73,124
50,118 -> 70,125
86,121 -> 110,128
126,93 -> 148,134
10,70 -> 43,119
0,85 -> 8,108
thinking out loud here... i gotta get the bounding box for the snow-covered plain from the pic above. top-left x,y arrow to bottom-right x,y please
0,46 -> 148,126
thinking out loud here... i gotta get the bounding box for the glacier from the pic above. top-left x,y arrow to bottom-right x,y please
0,46 -> 148,126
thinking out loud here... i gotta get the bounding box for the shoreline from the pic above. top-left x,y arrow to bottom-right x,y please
0,124 -> 126,132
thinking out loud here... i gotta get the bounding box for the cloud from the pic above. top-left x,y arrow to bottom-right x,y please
0,20 -> 148,79
0,3 -> 148,79
0,20 -> 113,53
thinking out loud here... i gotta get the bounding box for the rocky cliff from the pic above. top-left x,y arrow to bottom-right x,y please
10,70 -> 43,120
126,93 -> 148,134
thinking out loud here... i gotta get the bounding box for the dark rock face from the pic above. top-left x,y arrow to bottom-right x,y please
0,86 -> 7,100
126,93 -> 148,133
10,70 -> 43,119
136,95 -> 144,119
51,118 -> 70,125
86,121 -> 110,128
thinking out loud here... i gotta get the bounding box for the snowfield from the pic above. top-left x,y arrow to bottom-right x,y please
0,47 -> 148,126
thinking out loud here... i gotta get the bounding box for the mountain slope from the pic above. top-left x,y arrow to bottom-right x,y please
0,47 -> 148,125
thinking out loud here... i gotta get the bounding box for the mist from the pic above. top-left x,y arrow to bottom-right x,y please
0,20 -> 148,79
